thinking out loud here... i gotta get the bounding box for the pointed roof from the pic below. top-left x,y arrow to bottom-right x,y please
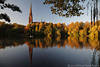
29,3 -> 33,24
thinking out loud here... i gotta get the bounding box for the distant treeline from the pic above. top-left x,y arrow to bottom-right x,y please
0,21 -> 100,40
25,21 -> 100,40
0,21 -> 25,38
25,22 -> 68,38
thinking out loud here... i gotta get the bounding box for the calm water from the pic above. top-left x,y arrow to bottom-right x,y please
0,37 -> 100,67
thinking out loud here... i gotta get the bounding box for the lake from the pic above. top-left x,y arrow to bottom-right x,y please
0,37 -> 100,67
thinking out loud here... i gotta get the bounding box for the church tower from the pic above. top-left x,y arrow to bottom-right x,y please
29,3 -> 33,24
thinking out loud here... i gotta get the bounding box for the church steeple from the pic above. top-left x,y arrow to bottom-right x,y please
29,3 -> 33,24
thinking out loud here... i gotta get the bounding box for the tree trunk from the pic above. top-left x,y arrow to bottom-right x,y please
96,0 -> 98,21
91,6 -> 93,25
96,0 -> 98,26
93,0 -> 96,25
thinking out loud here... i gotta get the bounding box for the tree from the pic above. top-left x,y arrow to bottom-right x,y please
0,0 -> 22,22
44,0 -> 99,26
87,0 -> 99,25
43,0 -> 85,17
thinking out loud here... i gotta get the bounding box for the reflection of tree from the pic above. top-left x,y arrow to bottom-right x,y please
91,49 -> 96,67
24,37 -> 100,50
90,41 -> 100,67
0,37 -> 100,50
1,37 -> 100,66
0,38 -> 25,49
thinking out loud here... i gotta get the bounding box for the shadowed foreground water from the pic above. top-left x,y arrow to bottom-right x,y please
0,37 -> 100,67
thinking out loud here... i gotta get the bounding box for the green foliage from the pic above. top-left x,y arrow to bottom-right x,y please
0,0 -> 22,22
43,0 -> 85,17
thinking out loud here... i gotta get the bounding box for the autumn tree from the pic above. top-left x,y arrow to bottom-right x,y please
86,0 -> 99,25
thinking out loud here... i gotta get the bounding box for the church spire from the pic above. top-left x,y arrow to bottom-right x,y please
29,3 -> 33,24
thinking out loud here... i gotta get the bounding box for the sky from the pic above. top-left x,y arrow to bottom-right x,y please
0,0 -> 100,25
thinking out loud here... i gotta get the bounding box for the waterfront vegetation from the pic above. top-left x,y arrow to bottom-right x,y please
0,20 -> 100,40
0,21 -> 25,37
25,20 -> 100,40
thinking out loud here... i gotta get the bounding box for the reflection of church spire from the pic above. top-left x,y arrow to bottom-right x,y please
29,47 -> 33,65
29,3 -> 33,24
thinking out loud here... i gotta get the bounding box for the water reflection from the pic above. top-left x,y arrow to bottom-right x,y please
0,37 -> 100,67
0,37 -> 100,50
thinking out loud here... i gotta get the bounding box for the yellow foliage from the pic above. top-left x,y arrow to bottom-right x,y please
64,26 -> 68,32
79,30 -> 84,37
56,30 -> 61,36
35,26 -> 38,32
98,26 -> 100,31
57,23 -> 61,27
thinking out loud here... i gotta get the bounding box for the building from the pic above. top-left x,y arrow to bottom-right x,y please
29,3 -> 33,24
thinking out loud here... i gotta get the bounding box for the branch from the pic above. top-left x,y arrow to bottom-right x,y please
4,3 -> 22,13
0,13 -> 10,22
0,0 -> 6,4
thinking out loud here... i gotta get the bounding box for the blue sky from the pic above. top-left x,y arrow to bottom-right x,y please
0,0 -> 100,25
